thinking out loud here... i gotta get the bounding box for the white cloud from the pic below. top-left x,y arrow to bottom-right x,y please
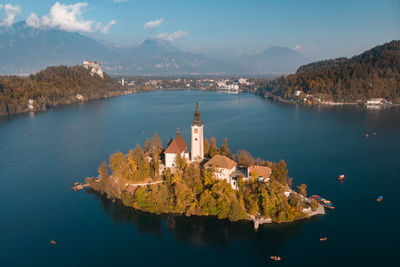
0,4 -> 21,27
26,2 -> 116,33
26,13 -> 41,28
155,32 -> 168,39
294,45 -> 302,51
100,20 -> 116,33
156,30 -> 188,41
144,18 -> 163,30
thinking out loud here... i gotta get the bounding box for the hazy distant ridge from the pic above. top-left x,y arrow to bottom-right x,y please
0,22 -> 308,75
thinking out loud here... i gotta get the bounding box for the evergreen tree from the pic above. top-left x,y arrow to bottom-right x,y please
209,137 -> 218,157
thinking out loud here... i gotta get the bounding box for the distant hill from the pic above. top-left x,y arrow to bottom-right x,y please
0,64 -> 121,116
121,39 -> 241,75
258,40 -> 400,102
0,21 -> 309,75
128,39 -> 183,59
238,46 -> 307,74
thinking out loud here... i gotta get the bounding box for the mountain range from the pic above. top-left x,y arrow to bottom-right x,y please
0,22 -> 308,76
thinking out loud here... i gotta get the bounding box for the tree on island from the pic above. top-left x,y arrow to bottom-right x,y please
220,138 -> 231,157
204,139 -> 210,156
270,160 -> 289,185
236,150 -> 255,168
297,184 -> 307,197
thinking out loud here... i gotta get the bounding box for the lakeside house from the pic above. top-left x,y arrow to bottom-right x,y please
247,165 -> 271,182
367,98 -> 384,105
27,99 -> 34,110
204,155 -> 238,189
76,94 -> 84,101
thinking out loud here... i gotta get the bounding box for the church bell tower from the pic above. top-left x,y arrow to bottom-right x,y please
191,100 -> 204,161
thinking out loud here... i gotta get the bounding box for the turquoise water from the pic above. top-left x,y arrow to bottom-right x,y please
0,91 -> 399,266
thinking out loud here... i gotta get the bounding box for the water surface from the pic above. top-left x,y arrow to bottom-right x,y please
1,91 -> 399,266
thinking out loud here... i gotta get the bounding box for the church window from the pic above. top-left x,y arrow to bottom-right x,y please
194,129 -> 198,134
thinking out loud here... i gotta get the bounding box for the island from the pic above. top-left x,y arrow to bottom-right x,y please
86,101 -> 324,227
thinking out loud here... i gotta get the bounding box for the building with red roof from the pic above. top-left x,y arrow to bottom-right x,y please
164,128 -> 190,168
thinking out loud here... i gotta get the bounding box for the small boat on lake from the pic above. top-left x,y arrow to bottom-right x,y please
324,203 -> 335,209
311,195 -> 334,209
270,256 -> 281,261
338,174 -> 345,180
376,195 -> 383,202
72,182 -> 88,191
50,240 -> 56,245
320,237 -> 327,241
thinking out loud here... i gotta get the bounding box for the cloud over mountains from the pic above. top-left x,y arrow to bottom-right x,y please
0,4 -> 21,27
144,18 -> 163,30
26,2 -> 116,33
156,30 -> 188,41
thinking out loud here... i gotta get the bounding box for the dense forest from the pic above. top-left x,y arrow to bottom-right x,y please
87,134 -> 317,223
257,40 -> 400,103
0,65 -> 121,116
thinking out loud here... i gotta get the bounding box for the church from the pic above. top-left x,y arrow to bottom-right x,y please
163,100 -> 272,190
164,100 -> 204,168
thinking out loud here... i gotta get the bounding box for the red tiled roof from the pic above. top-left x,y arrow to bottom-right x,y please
204,155 -> 237,170
248,165 -> 271,178
164,135 -> 187,154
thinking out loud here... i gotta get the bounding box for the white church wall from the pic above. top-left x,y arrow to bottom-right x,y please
165,151 -> 190,168
191,125 -> 204,161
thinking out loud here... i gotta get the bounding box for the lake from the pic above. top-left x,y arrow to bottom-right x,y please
0,90 -> 399,266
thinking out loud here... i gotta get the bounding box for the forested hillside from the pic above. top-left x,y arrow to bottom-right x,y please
0,65 -> 121,116
258,40 -> 400,102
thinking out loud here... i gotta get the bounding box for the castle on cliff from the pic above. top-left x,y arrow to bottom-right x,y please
82,60 -> 104,79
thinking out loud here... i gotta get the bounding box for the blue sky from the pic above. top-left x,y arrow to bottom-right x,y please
1,0 -> 399,60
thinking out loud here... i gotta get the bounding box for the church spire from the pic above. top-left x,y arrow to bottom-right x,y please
192,99 -> 202,126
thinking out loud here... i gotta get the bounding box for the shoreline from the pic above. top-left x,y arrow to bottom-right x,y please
0,88 -> 247,119
263,93 -> 400,109
0,88 -> 223,118
3,87 -> 398,119
86,180 -> 325,228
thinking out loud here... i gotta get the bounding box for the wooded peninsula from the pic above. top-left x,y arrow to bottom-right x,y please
257,40 -> 400,104
0,65 -> 122,117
